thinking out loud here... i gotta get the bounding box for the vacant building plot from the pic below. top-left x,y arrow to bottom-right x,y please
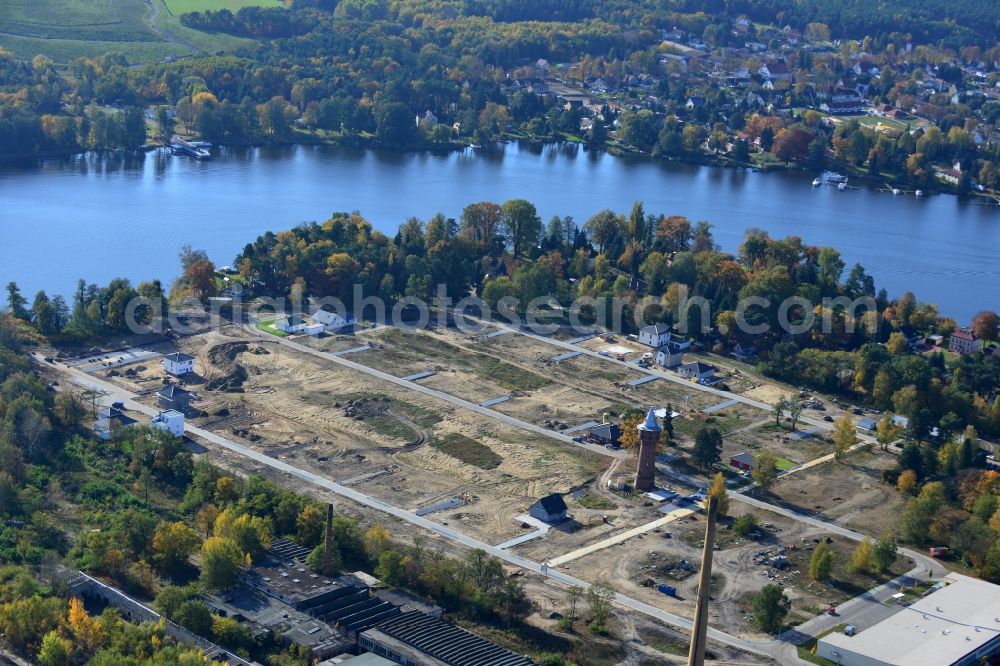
299,334 -> 378,355
352,328 -> 636,428
626,378 -> 721,414
177,335 -> 609,544
360,328 -> 552,391
766,450 -> 906,536
491,384 -> 620,431
673,403 -> 769,439
479,333 -> 643,384
722,420 -> 832,469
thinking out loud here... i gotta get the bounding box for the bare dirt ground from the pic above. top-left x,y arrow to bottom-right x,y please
75,318 -> 902,651
766,450 -> 905,536
101,329 -> 607,546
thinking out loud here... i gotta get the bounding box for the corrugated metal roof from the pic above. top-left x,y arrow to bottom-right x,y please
371,612 -> 534,666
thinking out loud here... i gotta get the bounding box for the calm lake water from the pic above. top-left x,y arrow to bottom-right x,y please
1,142 -> 998,321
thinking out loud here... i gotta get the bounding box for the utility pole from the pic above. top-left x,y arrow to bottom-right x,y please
687,496 -> 718,666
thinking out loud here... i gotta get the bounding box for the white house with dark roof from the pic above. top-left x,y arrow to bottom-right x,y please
93,406 -> 137,441
655,336 -> 691,368
311,308 -> 353,332
273,315 -> 309,333
677,361 -> 718,382
639,323 -> 674,348
162,352 -> 194,376
530,494 -> 568,523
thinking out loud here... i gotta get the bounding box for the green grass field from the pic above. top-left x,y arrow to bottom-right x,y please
0,0 -> 158,43
162,0 -> 283,15
255,320 -> 288,337
775,455 -> 795,471
0,0 -> 264,64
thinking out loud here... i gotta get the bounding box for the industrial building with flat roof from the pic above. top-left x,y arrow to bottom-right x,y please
817,573 -> 1000,666
358,611 -> 534,666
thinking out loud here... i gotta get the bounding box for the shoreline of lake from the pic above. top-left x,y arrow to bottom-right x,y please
1,142 -> 997,322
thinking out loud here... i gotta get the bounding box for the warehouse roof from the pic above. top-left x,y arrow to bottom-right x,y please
362,611 -> 534,666
819,573 -> 1000,665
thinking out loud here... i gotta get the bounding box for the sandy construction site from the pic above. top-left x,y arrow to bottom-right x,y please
63,312 -> 914,661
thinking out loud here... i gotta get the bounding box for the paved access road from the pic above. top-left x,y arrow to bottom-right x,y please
458,313 -> 879,445
250,330 -> 629,461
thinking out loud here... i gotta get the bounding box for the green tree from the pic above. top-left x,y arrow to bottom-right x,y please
37,631 -> 72,666
152,521 -> 201,575
752,584 -> 790,634
501,199 -> 542,258
200,537 -> 243,591
212,616 -> 252,651
732,514 -> 759,537
155,106 -> 175,142
374,549 -> 405,585
6,282 -> 29,320
851,537 -> 875,573
296,505 -> 325,548
833,413 -> 857,461
174,600 -> 213,635
873,537 -> 898,573
876,415 -> 903,451
809,541 -> 834,580
692,426 -> 723,470
753,451 -> 778,492
586,581 -> 615,632
214,507 -> 270,562
376,102 -> 415,146
154,585 -> 192,619
899,481 -> 946,544
772,395 -> 788,428
788,400 -> 803,431
31,291 -> 57,334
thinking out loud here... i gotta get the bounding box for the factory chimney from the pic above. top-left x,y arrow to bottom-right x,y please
323,503 -> 334,575
687,496 -> 719,666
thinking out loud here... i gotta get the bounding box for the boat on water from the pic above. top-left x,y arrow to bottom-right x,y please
892,188 -> 901,195
812,177 -> 822,187
825,171 -> 848,184
915,189 -> 924,197
169,137 -> 212,159
838,182 -> 847,191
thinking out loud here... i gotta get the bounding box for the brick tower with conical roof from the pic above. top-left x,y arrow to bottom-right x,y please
635,407 -> 660,491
